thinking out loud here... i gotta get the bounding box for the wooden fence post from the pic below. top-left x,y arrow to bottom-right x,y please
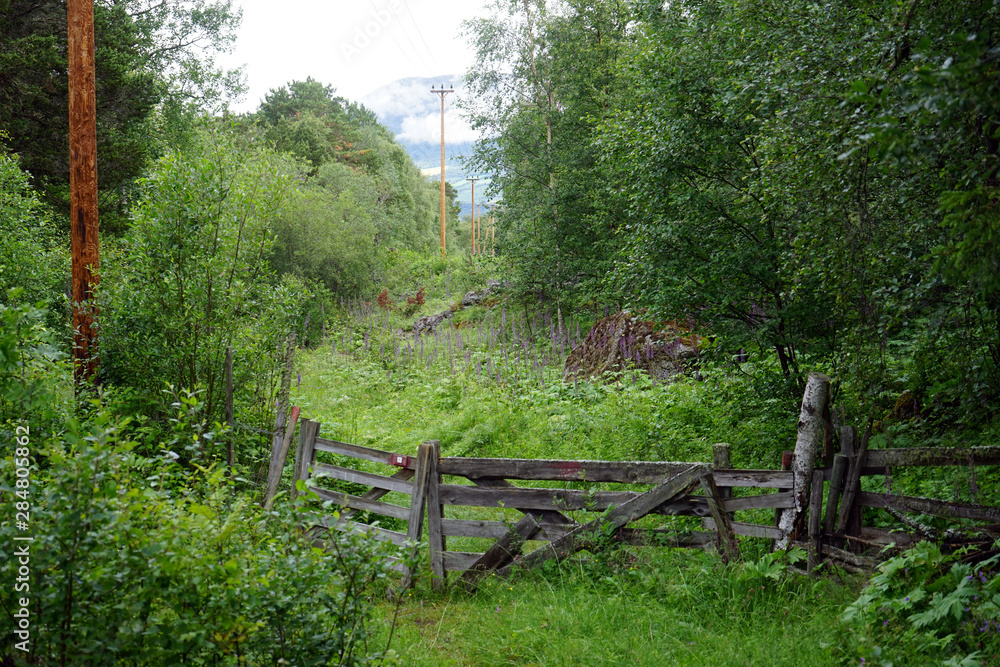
268,333 -> 296,484
401,442 -> 434,590
836,425 -> 869,545
225,346 -> 234,469
807,469 -> 825,570
774,449 -> 794,532
264,406 -> 300,510
292,419 -> 320,500
712,443 -> 732,501
823,453 -> 848,535
701,474 -> 740,563
427,441 -> 447,592
776,372 -> 831,550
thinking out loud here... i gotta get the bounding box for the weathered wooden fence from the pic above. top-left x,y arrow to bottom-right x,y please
278,371 -> 1000,588
289,428 -> 795,590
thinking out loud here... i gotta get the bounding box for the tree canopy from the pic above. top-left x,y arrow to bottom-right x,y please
463,0 -> 1000,421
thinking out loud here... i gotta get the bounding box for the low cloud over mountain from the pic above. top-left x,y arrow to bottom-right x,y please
362,75 -> 488,212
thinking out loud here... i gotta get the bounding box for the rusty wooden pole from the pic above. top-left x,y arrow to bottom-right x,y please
68,0 -> 100,388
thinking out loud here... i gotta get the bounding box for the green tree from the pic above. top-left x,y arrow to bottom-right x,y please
598,0 -> 999,415
0,0 -> 243,232
0,147 -> 68,318
462,0 -> 633,309
100,124 -> 299,422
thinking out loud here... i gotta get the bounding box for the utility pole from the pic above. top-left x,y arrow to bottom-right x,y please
430,84 -> 454,257
466,177 -> 479,254
68,0 -> 100,388
489,204 -> 495,256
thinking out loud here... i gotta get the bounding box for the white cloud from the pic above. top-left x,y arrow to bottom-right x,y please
221,0 -> 491,113
398,107 -> 478,145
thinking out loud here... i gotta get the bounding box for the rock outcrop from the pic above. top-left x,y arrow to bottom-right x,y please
412,281 -> 502,334
563,311 -> 701,382
412,310 -> 453,334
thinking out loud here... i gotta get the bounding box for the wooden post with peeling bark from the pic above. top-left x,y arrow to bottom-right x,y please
68,0 -> 100,388
776,372 -> 831,550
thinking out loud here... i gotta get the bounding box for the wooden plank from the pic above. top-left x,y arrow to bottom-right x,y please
312,462 -> 414,494
460,514 -> 541,589
439,458 -> 698,483
499,464 -> 710,575
336,468 -> 415,523
701,474 -> 740,563
776,371 -> 830,550
303,513 -> 409,545
615,528 -> 715,548
292,419 -> 320,500
712,444 -> 732,501
427,441 -> 447,592
437,484 -> 638,511
858,492 -> 1000,523
313,437 -> 414,468
470,478 -> 577,528
437,484 -> 745,515
703,519 -> 784,540
440,518 -> 573,540
443,551 -> 484,572
332,521 -> 409,546
864,446 -> 1000,468
823,454 -> 848,534
441,519 -> 510,539
652,496 -> 712,517
836,425 -> 869,540
264,405 -> 300,510
311,487 -> 411,521
722,492 -> 795,512
712,470 -> 794,489
402,443 -> 434,589
808,470 -> 824,571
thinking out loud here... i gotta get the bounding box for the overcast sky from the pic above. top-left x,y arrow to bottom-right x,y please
220,0 -> 493,114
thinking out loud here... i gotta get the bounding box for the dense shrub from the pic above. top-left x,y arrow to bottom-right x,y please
0,397 -> 400,666
0,149 -> 69,328
99,125 -> 303,430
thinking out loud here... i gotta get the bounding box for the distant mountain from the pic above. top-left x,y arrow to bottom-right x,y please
361,75 -> 491,215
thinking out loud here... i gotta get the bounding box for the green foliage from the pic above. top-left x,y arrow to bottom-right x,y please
839,541 -> 1000,664
271,167 -> 383,296
462,0 -> 631,310
465,0 -> 999,423
0,405 -> 399,665
100,124 -> 302,426
0,0 -> 243,231
255,78 -> 445,295
0,149 -> 69,325
0,297 -> 71,438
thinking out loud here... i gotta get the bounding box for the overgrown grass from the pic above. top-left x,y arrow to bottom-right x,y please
366,546 -> 858,666
286,260 -> 1000,665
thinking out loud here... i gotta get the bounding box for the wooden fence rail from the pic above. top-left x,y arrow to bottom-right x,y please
275,372 -> 1000,589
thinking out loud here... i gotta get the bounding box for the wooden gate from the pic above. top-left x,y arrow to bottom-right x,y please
291,425 -> 796,590
282,371 -> 1000,587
